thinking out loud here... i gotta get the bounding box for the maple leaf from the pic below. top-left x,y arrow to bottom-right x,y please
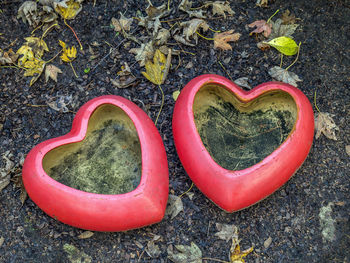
215,223 -> 239,242
0,49 -> 19,65
167,242 -> 202,263
248,20 -> 272,38
45,64 -> 62,82
214,29 -> 241,50
269,18 -> 298,39
24,36 -> 49,58
111,12 -> 133,32
174,19 -> 209,46
229,228 -> 253,263
281,9 -> 297,25
17,45 -> 34,66
17,1 -> 38,26
268,66 -> 302,87
179,0 -> 206,18
142,49 -> 166,85
129,41 -> 155,66
23,57 -> 45,86
59,40 -> 77,62
315,112 -> 339,140
54,0 -> 82,20
165,194 -> 184,219
207,1 -> 235,18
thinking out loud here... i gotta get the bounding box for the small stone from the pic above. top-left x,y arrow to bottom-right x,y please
0,237 -> 4,247
346,145 -> 350,156
264,237 -> 272,249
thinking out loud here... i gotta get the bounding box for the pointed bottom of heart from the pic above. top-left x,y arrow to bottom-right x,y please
172,74 -> 314,212
22,96 -> 169,231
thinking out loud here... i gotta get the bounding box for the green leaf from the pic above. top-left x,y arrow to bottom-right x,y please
267,36 -> 299,56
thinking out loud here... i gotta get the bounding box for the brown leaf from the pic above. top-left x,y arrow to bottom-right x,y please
315,112 -> 339,140
0,49 -> 19,65
269,18 -> 298,39
145,235 -> 162,258
256,0 -> 268,7
248,20 -> 272,38
45,64 -> 62,82
214,30 -> 241,50
78,231 -> 94,239
165,194 -> 184,220
281,10 -> 296,25
174,19 -> 209,46
215,223 -> 238,242
209,1 -> 235,18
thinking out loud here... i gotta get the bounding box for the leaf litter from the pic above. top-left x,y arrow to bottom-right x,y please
315,112 -> 339,140
268,66 -> 302,87
167,242 -> 202,263
165,194 -> 184,220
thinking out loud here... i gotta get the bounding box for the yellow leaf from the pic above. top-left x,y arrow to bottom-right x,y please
230,237 -> 253,263
141,49 -> 166,85
59,40 -> 77,63
54,0 -> 82,20
267,36 -> 299,56
172,90 -> 180,101
17,45 -> 34,66
24,37 -> 49,58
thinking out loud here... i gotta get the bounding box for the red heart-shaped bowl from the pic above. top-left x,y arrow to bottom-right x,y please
23,95 -> 169,231
172,74 -> 314,212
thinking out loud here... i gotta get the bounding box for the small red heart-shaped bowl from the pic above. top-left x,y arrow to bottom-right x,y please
23,95 -> 169,231
172,74 -> 314,212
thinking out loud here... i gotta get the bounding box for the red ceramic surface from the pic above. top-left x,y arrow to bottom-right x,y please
172,74 -> 314,212
22,95 -> 169,231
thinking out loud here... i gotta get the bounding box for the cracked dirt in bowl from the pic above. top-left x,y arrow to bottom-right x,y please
194,85 -> 297,170
43,104 -> 142,195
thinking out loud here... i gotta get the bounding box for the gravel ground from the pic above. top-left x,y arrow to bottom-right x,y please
0,0 -> 349,262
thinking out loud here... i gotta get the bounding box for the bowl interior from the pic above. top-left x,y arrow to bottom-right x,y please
43,104 -> 142,195
193,84 -> 298,170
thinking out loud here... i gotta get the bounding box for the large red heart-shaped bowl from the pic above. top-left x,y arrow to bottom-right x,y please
23,95 -> 169,231
172,74 -> 314,212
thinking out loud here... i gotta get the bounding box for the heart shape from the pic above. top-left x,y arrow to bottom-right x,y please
172,74 -> 314,212
23,95 -> 169,231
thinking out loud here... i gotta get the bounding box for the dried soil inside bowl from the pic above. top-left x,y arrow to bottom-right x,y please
193,85 -> 297,170
43,104 -> 142,194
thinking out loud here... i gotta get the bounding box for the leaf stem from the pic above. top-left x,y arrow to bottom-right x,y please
217,61 -> 233,82
41,23 -> 58,40
280,54 -> 283,68
208,27 -> 220,33
285,42 -> 301,71
314,89 -> 321,113
69,62 -> 78,78
267,9 -> 280,23
45,50 -> 62,64
155,85 -> 164,125
196,31 -> 214,41
64,19 -> 83,50
179,183 -> 194,198
31,23 -> 43,35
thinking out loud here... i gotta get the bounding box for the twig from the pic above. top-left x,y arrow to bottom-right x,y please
217,61 -> 233,82
90,39 -> 126,73
314,89 -> 321,113
201,258 -> 229,263
45,50 -> 62,64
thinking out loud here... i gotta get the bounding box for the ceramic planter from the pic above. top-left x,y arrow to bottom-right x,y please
172,74 -> 314,212
22,95 -> 169,231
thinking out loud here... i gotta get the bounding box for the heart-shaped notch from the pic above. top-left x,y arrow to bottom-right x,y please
173,74 -> 314,212
23,95 -> 169,231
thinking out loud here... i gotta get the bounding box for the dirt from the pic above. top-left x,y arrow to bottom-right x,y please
0,0 -> 349,262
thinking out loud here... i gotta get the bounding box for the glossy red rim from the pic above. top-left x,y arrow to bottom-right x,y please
172,74 -> 314,212
23,95 -> 169,231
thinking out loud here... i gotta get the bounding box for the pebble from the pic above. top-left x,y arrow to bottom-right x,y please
264,237 -> 272,249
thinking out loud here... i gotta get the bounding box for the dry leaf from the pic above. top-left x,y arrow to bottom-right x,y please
129,41 -> 155,66
315,112 -> 339,140
47,94 -> 75,113
346,145 -> 350,156
179,0 -> 206,18
248,20 -> 272,38
281,10 -> 296,25
12,175 -> 27,205
215,223 -> 238,242
175,19 -> 209,46
78,231 -> 94,239
17,1 -> 38,26
142,49 -> 166,86
146,3 -> 170,19
214,30 -> 240,50
0,151 -> 14,192
111,62 -> 137,89
269,18 -> 298,39
145,235 -> 162,258
111,12 -> 133,32
0,49 -> 19,65
167,242 -> 202,263
229,228 -> 253,263
256,0 -> 268,7
257,41 -> 270,51
207,1 -> 235,18
268,66 -> 302,87
63,244 -> 92,263
45,64 -> 62,82
155,28 -> 170,46
54,0 -> 82,20
234,77 -> 251,90
165,194 -> 184,219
